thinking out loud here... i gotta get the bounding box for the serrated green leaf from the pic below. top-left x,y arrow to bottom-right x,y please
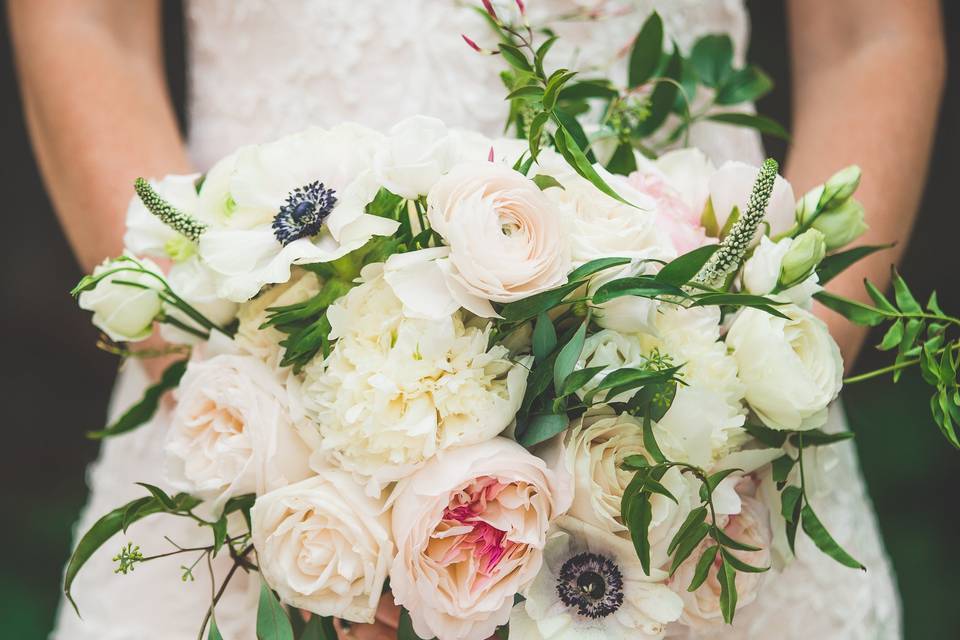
688,545 -> 719,592
718,558 -> 738,623
257,581 -> 295,640
518,413 -> 569,448
498,43 -> 532,72
878,319 -> 904,351
891,269 -> 921,313
706,112 -> 789,140
532,313 -> 557,362
88,359 -> 187,439
554,320 -> 587,393
668,506 -> 709,556
655,245 -> 719,287
690,34 -> 733,87
813,291 -> 886,327
716,66 -> 773,105
670,522 -> 710,575
800,505 -> 865,570
629,12 -> 664,87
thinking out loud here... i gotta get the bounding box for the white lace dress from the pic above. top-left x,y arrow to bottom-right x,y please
52,1 -> 901,638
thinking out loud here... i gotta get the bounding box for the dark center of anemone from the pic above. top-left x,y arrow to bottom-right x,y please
556,551 -> 624,619
272,181 -> 337,246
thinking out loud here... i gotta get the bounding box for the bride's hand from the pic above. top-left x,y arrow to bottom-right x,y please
334,594 -> 400,639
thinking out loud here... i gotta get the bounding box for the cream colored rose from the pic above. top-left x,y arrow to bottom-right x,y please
251,471 -> 393,623
373,115 -> 456,198
78,255 -> 165,342
389,437 -> 572,640
573,330 -> 650,402
426,162 -> 571,313
165,353 -> 312,513
726,305 -> 843,430
235,269 -> 322,364
587,260 -> 662,335
669,476 -> 771,631
561,412 -> 702,568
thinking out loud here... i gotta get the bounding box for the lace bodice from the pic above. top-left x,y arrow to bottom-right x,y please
53,2 -> 901,638
183,0 -> 763,169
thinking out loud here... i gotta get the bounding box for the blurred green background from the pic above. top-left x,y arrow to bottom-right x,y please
1,1 -> 956,638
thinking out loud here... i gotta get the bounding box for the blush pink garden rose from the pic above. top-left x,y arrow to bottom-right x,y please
389,437 -> 573,640
424,161 -> 571,316
668,475 -> 772,632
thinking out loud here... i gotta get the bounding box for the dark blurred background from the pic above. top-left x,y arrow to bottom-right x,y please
1,2 -> 956,638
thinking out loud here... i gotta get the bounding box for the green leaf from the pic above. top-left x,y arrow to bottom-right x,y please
716,66 -> 773,105
543,70 -> 577,111
505,85 -> 544,101
298,616 -> 338,640
781,485 -> 803,554
398,607 -> 433,639
591,276 -> 687,304
636,46 -> 683,135
558,79 -> 619,101
528,111 -> 550,161
891,269 -> 922,313
498,43 -> 532,72
208,617 -> 224,640
813,291 -> 886,327
742,422 -> 788,448
518,413 -> 569,448
714,528 -> 762,552
560,365 -> 608,397
721,547 -> 769,573
865,280 -> 898,314
624,489 -> 654,575
800,505 -> 865,570
621,454 -> 650,470
668,506 -> 709,555
690,34 -> 733,87
642,412 -> 667,464
669,522 -> 710,575
257,581 -> 295,640
64,496 -> 165,613
88,360 -> 187,439
706,112 -> 790,140
554,126 -> 636,207
532,313 -> 557,362
816,244 -> 891,285
655,245 -> 719,287
134,482 -> 177,510
688,545 -> 719,592
699,468 -> 741,503
553,107 -> 594,159
554,321 -> 588,393
691,292 -> 789,319
567,256 -> 632,282
605,142 -> 638,176
789,430 -> 854,447
771,455 -> 796,485
628,12 -> 664,87
500,280 -> 582,323
531,173 -> 564,191
534,36 -> 559,77
584,365 -> 682,404
718,558 -> 738,623
878,319 -> 904,351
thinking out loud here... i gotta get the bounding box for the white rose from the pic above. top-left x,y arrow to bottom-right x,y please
588,260 -> 661,335
709,161 -> 796,235
425,162 -> 571,315
561,412 -> 702,567
165,352 -> 313,513
300,265 -> 531,495
373,116 -> 456,198
726,305 -> 843,430
548,168 -> 675,266
196,125 -> 399,301
251,471 -> 393,623
235,269 -> 322,364
574,330 -> 650,402
78,255 -> 165,342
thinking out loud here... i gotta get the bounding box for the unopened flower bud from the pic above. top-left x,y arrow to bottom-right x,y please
779,229 -> 826,287
820,165 -> 861,210
811,198 -> 868,250
795,185 -> 825,226
482,0 -> 498,21
461,34 -> 482,52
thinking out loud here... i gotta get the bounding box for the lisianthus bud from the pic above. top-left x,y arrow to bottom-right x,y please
779,229 -> 826,287
811,198 -> 868,250
795,185 -> 825,227
820,165 -> 861,210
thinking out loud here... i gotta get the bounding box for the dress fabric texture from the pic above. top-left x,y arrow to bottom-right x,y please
52,1 -> 901,638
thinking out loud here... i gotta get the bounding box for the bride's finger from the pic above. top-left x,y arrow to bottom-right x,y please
374,592 -> 401,627
334,618 -> 397,640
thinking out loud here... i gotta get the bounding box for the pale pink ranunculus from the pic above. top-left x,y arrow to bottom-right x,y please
389,437 -> 572,640
668,476 -> 772,631
627,171 -> 712,255
426,162 -> 571,315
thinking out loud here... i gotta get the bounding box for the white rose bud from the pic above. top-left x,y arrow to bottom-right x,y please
78,256 -> 165,342
778,229 -> 826,288
374,116 -> 456,199
811,199 -> 868,250
251,471 -> 393,623
727,305 -> 843,430
742,236 -> 792,296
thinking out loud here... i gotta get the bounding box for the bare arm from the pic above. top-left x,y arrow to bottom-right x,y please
9,0 -> 191,273
785,0 -> 945,368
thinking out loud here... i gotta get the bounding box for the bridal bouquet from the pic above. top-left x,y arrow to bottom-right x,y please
65,5 -> 958,640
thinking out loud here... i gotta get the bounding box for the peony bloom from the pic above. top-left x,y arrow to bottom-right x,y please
425,161 -> 571,315
509,516 -> 683,639
373,115 -> 457,198
389,438 -> 572,640
726,305 -> 843,430
251,471 -> 393,623
668,476 -> 772,632
300,265 -> 531,495
234,269 -> 321,365
196,124 -> 399,301
560,412 -> 703,569
165,352 -> 312,513
547,168 -> 674,266
78,255 -> 165,342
